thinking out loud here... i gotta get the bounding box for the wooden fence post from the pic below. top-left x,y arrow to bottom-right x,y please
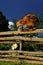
20,41 -> 22,51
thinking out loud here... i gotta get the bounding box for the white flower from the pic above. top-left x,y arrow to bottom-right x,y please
11,44 -> 18,50
8,21 -> 14,30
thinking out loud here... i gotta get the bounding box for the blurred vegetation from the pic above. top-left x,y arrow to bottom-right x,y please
12,18 -> 18,31
0,61 -> 42,65
0,44 -> 11,50
0,11 -> 9,32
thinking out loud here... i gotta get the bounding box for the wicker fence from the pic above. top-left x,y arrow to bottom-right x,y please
0,29 -> 43,64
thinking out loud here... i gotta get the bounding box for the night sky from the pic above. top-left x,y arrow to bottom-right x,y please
0,0 -> 43,20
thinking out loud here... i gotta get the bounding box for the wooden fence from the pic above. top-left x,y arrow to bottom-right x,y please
0,29 -> 43,64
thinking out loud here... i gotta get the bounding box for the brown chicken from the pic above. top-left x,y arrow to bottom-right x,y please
16,14 -> 39,31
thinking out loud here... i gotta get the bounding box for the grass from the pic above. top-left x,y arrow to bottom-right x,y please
0,61 -> 43,65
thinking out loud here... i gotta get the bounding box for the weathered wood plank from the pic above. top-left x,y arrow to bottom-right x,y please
0,41 -> 19,44
0,50 -> 43,55
0,55 -> 43,61
0,29 -> 43,35
0,36 -> 43,41
20,41 -> 22,51
0,59 -> 43,64
0,41 -> 43,44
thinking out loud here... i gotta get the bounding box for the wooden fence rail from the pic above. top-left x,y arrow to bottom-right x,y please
0,36 -> 43,41
0,50 -> 43,55
0,55 -> 43,61
0,29 -> 43,35
0,29 -> 43,64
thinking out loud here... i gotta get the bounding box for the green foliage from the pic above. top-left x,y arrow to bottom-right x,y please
35,20 -> 42,29
37,13 -> 43,29
22,43 -> 34,51
39,18 -> 43,29
0,61 -> 42,65
0,44 -> 11,50
0,11 -> 9,31
14,25 -> 18,31
11,18 -> 18,31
